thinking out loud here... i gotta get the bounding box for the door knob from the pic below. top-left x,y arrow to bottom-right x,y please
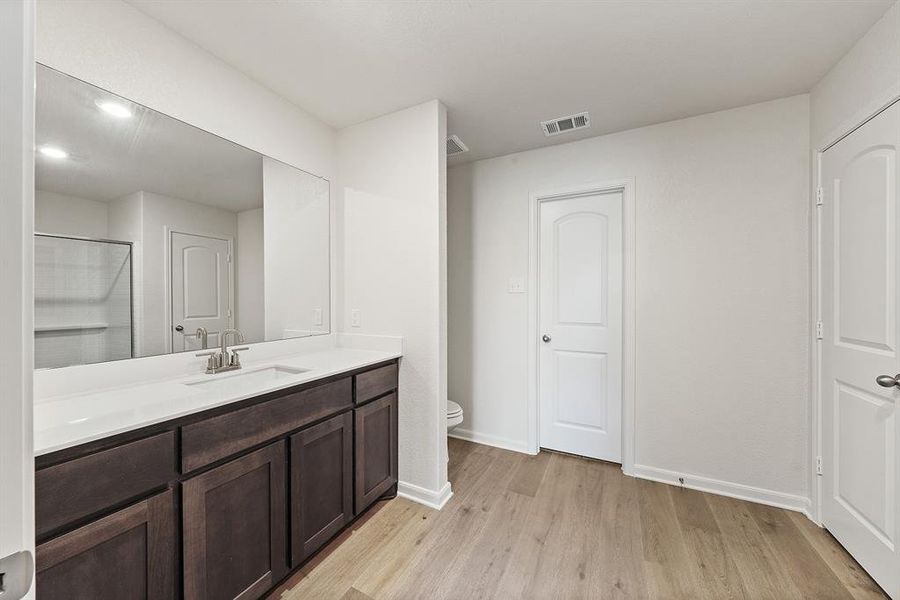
876,374 -> 900,388
542,334 -> 551,343
174,324 -> 184,332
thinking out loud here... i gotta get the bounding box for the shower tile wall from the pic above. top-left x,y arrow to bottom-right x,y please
34,236 -> 133,369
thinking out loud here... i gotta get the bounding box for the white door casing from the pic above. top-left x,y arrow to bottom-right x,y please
0,0 -> 35,596
821,100 -> 900,599
538,190 -> 623,462
170,232 -> 232,352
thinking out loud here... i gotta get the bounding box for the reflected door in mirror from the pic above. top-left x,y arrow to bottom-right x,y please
171,232 -> 232,352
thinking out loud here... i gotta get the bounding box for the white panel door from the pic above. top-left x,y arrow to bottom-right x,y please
539,191 -> 622,461
821,101 -> 900,599
170,232 -> 231,352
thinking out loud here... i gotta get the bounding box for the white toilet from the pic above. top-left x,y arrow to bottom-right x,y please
447,400 -> 464,430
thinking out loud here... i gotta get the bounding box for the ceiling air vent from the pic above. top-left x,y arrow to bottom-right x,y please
446,134 -> 469,156
541,111 -> 591,137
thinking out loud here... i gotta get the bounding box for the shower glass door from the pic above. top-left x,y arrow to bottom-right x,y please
34,234 -> 133,369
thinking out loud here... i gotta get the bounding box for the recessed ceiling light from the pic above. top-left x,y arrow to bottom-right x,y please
95,100 -> 132,119
38,145 -> 68,159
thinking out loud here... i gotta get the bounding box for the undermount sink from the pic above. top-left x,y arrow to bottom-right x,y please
184,365 -> 310,392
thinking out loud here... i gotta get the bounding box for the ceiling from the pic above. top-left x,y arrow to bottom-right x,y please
127,0 -> 894,164
36,64 -> 263,211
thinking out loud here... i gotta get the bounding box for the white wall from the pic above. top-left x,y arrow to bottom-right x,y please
811,2 -> 900,149
263,158 -> 330,339
0,0 -> 34,593
36,0 -> 336,183
237,208 -> 265,343
448,95 -> 810,501
108,191 -> 145,354
35,189 -> 108,238
339,100 -> 449,500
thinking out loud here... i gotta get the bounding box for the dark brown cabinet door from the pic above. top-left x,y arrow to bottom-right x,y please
182,442 -> 287,600
354,392 -> 398,514
35,489 -> 176,600
290,412 -> 353,566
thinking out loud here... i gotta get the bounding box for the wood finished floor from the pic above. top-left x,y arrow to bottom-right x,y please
270,438 -> 886,600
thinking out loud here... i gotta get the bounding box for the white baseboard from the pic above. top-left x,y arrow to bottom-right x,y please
443,432 -> 814,519
448,428 -> 536,455
398,480 -> 453,510
632,464 -> 811,514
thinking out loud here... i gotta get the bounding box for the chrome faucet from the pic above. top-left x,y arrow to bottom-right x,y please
196,327 -> 209,350
195,328 -> 248,374
220,328 -> 244,357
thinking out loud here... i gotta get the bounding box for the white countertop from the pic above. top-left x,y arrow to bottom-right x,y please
34,335 -> 401,456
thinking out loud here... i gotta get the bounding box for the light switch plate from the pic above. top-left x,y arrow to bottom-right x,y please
350,309 -> 361,328
508,276 -> 526,293
312,308 -> 323,326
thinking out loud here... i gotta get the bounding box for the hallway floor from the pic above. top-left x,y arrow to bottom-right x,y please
271,438 -> 886,599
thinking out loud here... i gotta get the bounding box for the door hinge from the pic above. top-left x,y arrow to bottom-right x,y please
816,456 -> 823,476
226,253 -> 232,264
227,309 -> 232,318
816,320 -> 824,340
816,186 -> 824,206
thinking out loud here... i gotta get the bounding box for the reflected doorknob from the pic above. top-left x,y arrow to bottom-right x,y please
876,374 -> 900,388
542,334 -> 551,343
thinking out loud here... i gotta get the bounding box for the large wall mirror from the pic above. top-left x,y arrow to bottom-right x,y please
34,64 -> 331,369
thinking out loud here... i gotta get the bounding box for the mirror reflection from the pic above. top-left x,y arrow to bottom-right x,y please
34,65 -> 330,369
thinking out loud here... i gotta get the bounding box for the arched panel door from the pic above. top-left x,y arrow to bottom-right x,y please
171,232 -> 231,352
539,191 -> 623,461
821,100 -> 900,598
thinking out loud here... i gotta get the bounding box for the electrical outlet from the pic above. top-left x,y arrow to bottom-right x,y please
312,308 -> 322,326
350,309 -> 361,328
508,276 -> 525,293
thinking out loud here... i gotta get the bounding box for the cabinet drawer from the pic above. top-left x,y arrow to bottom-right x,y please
36,431 -> 176,538
36,489 -> 176,600
181,377 -> 352,473
355,363 -> 398,405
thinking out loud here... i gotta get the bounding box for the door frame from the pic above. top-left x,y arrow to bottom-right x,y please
164,227 -> 235,353
527,178 -> 636,473
811,84 -> 900,525
0,1 -> 35,596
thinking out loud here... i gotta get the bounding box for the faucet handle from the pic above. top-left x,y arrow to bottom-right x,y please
195,350 -> 222,372
229,346 -> 249,367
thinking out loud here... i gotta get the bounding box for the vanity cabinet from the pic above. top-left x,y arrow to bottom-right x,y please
35,431 -> 176,539
354,391 -> 399,514
355,362 -> 399,405
180,378 -> 352,473
290,412 -> 353,566
183,442 -> 287,600
33,359 -> 398,600
35,489 -> 176,600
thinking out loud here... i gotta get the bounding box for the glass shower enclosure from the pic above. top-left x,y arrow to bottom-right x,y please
34,234 -> 134,369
